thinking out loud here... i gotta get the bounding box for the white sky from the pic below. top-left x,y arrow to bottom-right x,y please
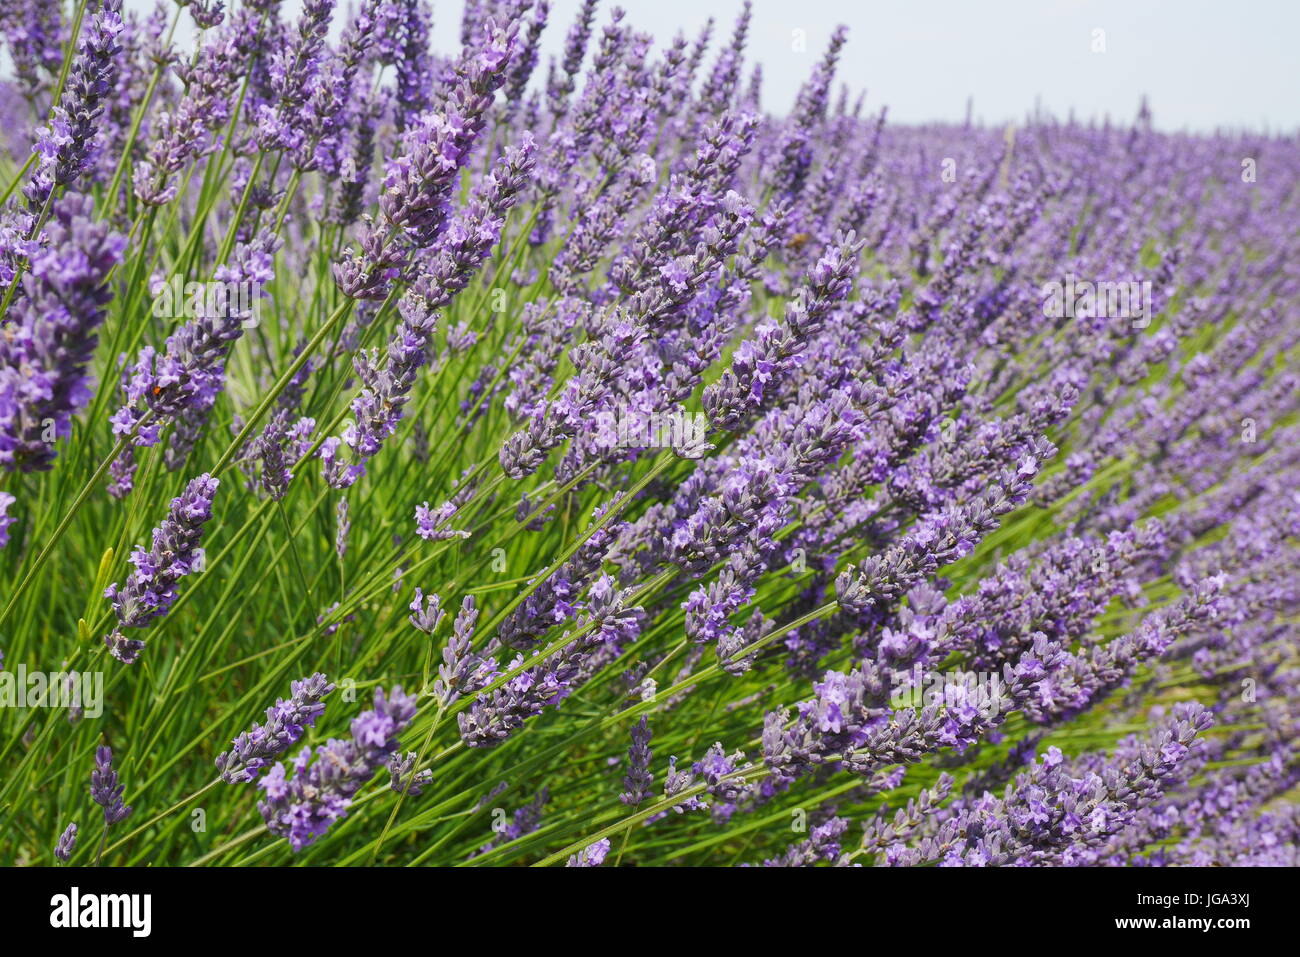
114,0 -> 1300,133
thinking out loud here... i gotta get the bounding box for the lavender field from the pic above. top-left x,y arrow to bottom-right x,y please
0,0 -> 1297,869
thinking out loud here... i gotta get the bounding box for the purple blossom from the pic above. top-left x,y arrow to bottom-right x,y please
409,587 -> 445,633
257,686 -> 419,851
0,193 -> 125,472
388,751 -> 432,796
90,746 -> 132,826
620,716 -> 653,806
566,837 -> 611,866
103,474 -> 219,663
23,0 -> 124,209
0,492 -> 14,549
54,822 -> 77,862
215,674 -> 336,784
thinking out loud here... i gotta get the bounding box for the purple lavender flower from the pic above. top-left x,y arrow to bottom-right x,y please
703,232 -> 864,430
54,822 -> 78,862
2,1 -> 64,103
108,233 -> 278,498
882,704 -> 1215,866
566,837 -> 611,866
0,491 -> 14,549
325,136 -> 535,487
663,755 -> 705,814
547,0 -> 597,116
23,0 -> 125,210
184,2 -> 225,29
504,0 -> 549,114
620,716 -> 653,806
414,500 -> 472,541
335,496 -> 351,558
250,410 -> 314,501
329,87 -> 385,227
90,746 -> 132,826
133,7 -> 264,205
0,193 -> 125,472
388,751 -> 432,796
375,17 -> 517,247
393,0 -> 434,132
763,25 -> 848,204
762,817 -> 852,867
254,0 -> 335,156
458,575 -> 645,747
103,473 -> 219,663
697,2 -> 751,115
476,786 -> 550,856
215,674 -> 336,784
409,587 -> 445,633
257,686 -> 418,851
434,596 -> 498,706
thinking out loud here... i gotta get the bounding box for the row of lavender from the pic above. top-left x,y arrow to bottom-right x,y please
0,0 -> 1296,866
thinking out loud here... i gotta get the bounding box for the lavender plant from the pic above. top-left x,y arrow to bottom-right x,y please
0,0 -> 1296,871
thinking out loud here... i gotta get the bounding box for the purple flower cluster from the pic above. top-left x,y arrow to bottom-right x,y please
54,821 -> 78,863
108,234 -> 278,497
881,704 -> 1215,866
0,0 -> 1297,871
619,716 -> 653,806
459,573 -> 645,747
215,674 -> 336,784
257,686 -> 418,851
566,837 -> 610,866
90,745 -> 132,826
324,135 -> 536,488
0,194 -> 124,473
103,474 -> 219,663
23,0 -> 125,210
0,491 -> 12,549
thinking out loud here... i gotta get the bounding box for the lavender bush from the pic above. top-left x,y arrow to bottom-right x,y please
0,0 -> 1296,869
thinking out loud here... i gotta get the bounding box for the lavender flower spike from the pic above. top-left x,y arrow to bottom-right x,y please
257,686 -> 419,851
90,746 -> 132,826
620,716 -> 654,806
388,751 -> 433,796
567,838 -> 611,867
54,822 -> 78,862
108,232 -> 279,498
409,588 -> 445,634
0,193 -> 125,472
23,0 -> 125,209
0,492 -> 15,549
434,596 -> 497,706
335,496 -> 351,558
378,18 -> 518,246
103,473 -> 219,663
215,674 -> 336,784
325,136 -> 536,488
